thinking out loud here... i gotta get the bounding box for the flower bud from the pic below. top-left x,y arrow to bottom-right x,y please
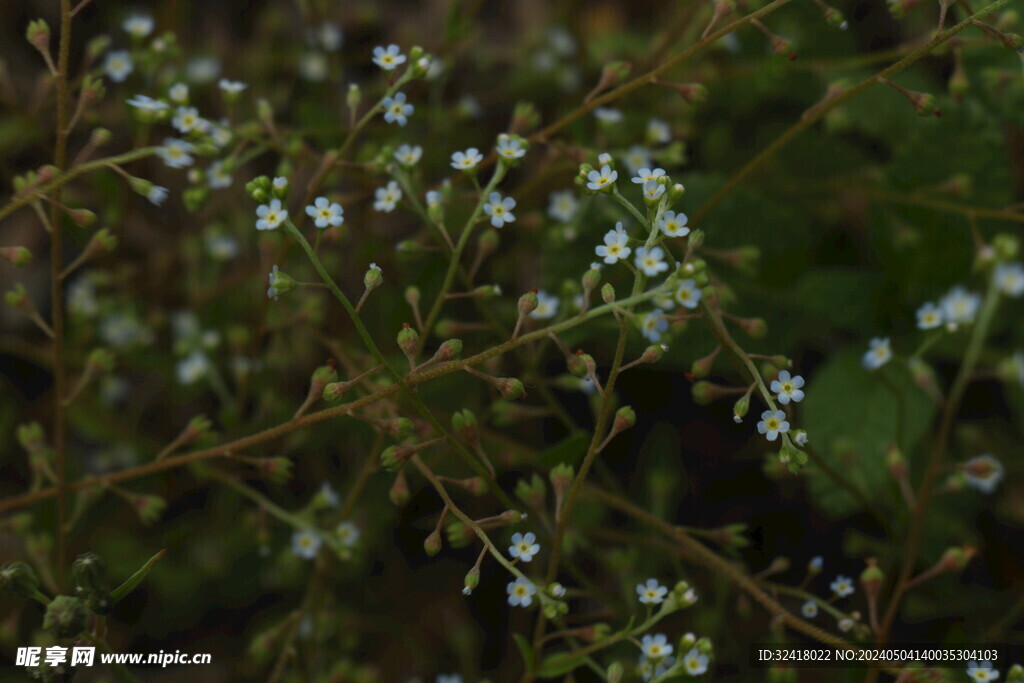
495,377 -> 526,400
364,263 -> 383,291
44,596 -> 89,638
860,559 -> 884,599
1007,664 -> 1023,683
404,286 -> 421,308
322,381 -> 351,402
424,529 -> 443,556
499,509 -> 525,525
733,393 -> 750,423
257,457 -> 293,484
607,661 -> 624,683
740,317 -> 768,338
389,470 -> 410,506
452,408 -> 480,446
0,562 -> 42,601
515,474 -> 546,510
397,323 -> 419,365
5,283 -> 30,312
613,406 -> 636,433
993,233 -> 1020,262
0,247 -> 32,267
518,290 -> 538,318
640,344 -> 666,364
886,443 -> 907,479
346,83 -> 361,113
477,229 -> 500,258
267,265 -> 295,300
669,82 -> 708,104
17,422 -> 45,456
379,445 -> 412,472
601,283 -> 616,304
582,265 -> 601,293
938,545 -> 976,573
431,339 -> 463,363
132,493 -> 167,525
70,208 -> 97,228
446,521 -> 474,548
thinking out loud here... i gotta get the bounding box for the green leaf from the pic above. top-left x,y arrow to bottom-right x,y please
538,431 -> 590,468
110,549 -> 166,604
802,350 -> 937,517
537,650 -> 587,678
512,633 -> 534,673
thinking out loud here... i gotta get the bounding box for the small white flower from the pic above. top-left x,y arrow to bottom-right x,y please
394,144 -> 423,166
549,583 -> 566,598
674,279 -> 702,309
146,185 -> 168,206
863,337 -> 892,370
104,50 -> 134,83
305,197 -> 345,228
641,633 -> 673,660
218,79 -> 248,95
374,181 -> 403,212
336,521 -> 360,547
372,44 -> 407,71
594,107 -> 623,124
941,286 -> 981,325
206,234 -> 237,259
996,262 -> 1024,297
647,118 -> 671,144
642,179 -> 666,202
801,600 -> 818,618
382,92 -> 413,126
123,14 -> 154,38
682,648 -> 709,676
126,95 -> 168,112
426,190 -> 442,207
450,147 -> 483,170
177,351 -> 210,385
530,291 -> 559,320
496,134 -> 527,160
794,430 -> 809,447
273,176 -> 288,191
548,190 -> 578,222
256,198 -> 288,231
757,410 -> 789,442
291,529 -> 321,559
641,309 -> 668,342
623,145 -> 653,175
157,138 -> 196,169
586,164 -> 618,191
635,246 -> 669,277
770,371 -> 805,404
508,532 -> 540,562
596,222 -> 631,264
300,52 -> 328,82
207,161 -> 233,189
631,168 -> 667,184
659,210 -> 690,238
507,577 -> 536,607
636,578 -> 668,605
172,106 -> 204,134
168,83 -> 189,104
483,192 -> 516,228
967,660 -> 1000,682
963,454 -> 1004,494
317,23 -> 343,51
916,302 -> 944,330
830,575 -> 855,597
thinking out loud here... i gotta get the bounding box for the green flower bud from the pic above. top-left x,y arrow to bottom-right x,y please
258,457 -> 293,484
607,661 -> 624,683
549,463 -> 574,493
515,474 -> 546,510
72,552 -> 108,593
132,493 -> 167,525
424,529 -> 442,556
495,377 -> 526,400
364,263 -> 383,290
446,521 -> 474,548
397,323 -> 419,364
582,266 -> 601,294
17,422 -> 45,455
860,559 -> 884,597
346,83 -> 361,113
26,19 -> 51,52
0,246 -> 32,267
993,234 -> 1020,262
267,265 -> 295,300
70,208 -> 97,228
432,339 -> 463,363
43,596 -> 89,638
1007,664 -> 1023,682
0,562 -> 43,601
322,380 -> 352,402
518,290 -> 539,317
733,393 -> 750,423
389,470 -> 410,506
499,510 -> 525,525
613,405 -> 636,432
87,348 -> 115,373
601,282 -> 615,303
463,567 -> 480,595
5,283 -> 30,311
380,445 -> 412,472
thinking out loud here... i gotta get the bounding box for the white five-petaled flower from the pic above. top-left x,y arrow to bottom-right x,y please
177,351 -> 209,384
863,337 -> 892,370
635,246 -> 669,276
586,164 -> 618,191
104,50 -> 134,82
642,179 -> 666,202
382,92 -> 414,126
631,167 -> 667,184
147,185 -> 169,206
507,577 -> 536,607
636,578 -> 668,605
941,286 -> 981,325
496,134 -> 526,160
291,529 -> 321,559
207,161 -> 232,189
508,532 -> 540,562
372,44 -> 407,71
770,371 -> 805,404
801,600 -> 818,618
593,107 -> 623,124
963,454 -> 1004,494
169,83 -> 189,104
916,302 -> 944,330
218,79 -> 248,95
394,144 -> 423,166
127,95 -> 169,112
451,147 -> 483,170
172,106 -> 204,134
830,575 -> 855,597
256,198 -> 288,231
483,192 -> 516,228
674,279 -> 702,309
305,197 -> 345,229
548,190 -> 578,222
659,210 -> 690,237
336,521 -> 360,547
596,223 -> 631,264
623,145 -> 653,175
123,13 -> 154,38
757,410 -> 789,442
996,262 -> 1024,297
683,648 -> 709,676
648,118 -> 671,144
967,660 -> 1000,682
641,309 -> 668,342
641,634 -> 673,660
530,291 -> 559,320
374,181 -> 403,212
157,138 -> 196,169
